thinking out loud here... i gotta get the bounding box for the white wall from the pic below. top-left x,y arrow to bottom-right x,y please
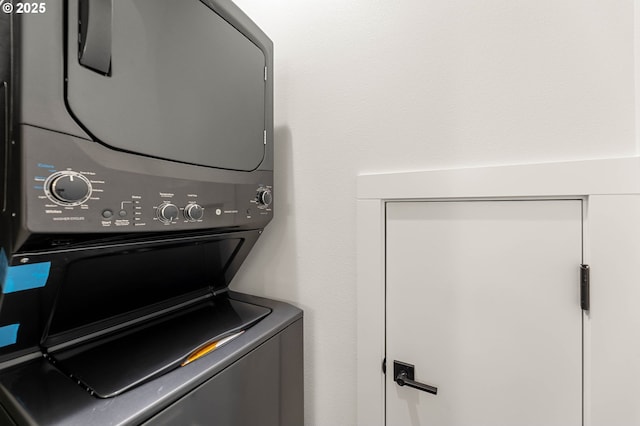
229,1 -> 637,425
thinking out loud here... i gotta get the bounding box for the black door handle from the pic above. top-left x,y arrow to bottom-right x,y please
78,0 -> 112,75
393,360 -> 438,395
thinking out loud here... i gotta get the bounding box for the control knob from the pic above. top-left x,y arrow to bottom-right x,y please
184,203 -> 204,221
256,188 -> 273,208
156,202 -> 179,224
45,171 -> 92,206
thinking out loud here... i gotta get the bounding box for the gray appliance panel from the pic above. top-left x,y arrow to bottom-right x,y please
144,318 -> 303,426
17,4 -> 90,139
0,293 -> 303,426
22,125 -> 273,235
50,298 -> 271,398
0,404 -> 16,426
0,230 -> 264,362
66,0 -> 267,171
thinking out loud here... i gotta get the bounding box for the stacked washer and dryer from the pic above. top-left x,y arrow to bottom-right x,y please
0,1 -> 303,424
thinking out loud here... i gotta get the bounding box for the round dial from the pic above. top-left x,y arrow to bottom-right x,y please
184,204 -> 204,221
157,203 -> 179,223
45,171 -> 92,206
257,188 -> 273,208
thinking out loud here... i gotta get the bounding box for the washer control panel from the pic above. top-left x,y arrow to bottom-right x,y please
24,130 -> 273,234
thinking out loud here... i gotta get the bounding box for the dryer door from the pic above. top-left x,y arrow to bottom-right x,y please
66,0 -> 266,171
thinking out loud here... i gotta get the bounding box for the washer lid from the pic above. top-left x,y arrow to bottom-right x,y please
49,298 -> 271,398
66,0 -> 266,171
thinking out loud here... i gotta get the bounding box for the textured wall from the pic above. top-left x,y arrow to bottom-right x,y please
230,1 -> 636,424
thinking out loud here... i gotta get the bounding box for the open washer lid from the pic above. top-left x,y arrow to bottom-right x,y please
49,297 -> 271,398
66,0 -> 267,171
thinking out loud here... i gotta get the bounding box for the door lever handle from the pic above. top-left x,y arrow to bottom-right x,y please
395,371 -> 438,395
393,360 -> 438,395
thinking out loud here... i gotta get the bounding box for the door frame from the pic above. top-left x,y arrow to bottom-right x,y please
356,157 -> 640,426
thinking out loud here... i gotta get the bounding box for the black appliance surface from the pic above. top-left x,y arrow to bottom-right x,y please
67,0 -> 267,171
67,0 -> 268,172
0,1 -> 303,425
50,297 -> 271,398
19,125 -> 273,237
1,0 -> 274,256
0,0 -> 277,362
0,230 -> 263,361
0,293 -> 303,426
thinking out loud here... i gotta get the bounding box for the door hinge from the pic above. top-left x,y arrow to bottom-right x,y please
263,130 -> 267,145
580,264 -> 590,311
264,66 -> 268,81
382,358 -> 386,374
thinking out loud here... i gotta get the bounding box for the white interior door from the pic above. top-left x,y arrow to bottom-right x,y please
385,200 -> 583,426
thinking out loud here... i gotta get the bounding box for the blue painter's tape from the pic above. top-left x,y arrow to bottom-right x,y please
0,324 -> 19,348
3,261 -> 51,293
